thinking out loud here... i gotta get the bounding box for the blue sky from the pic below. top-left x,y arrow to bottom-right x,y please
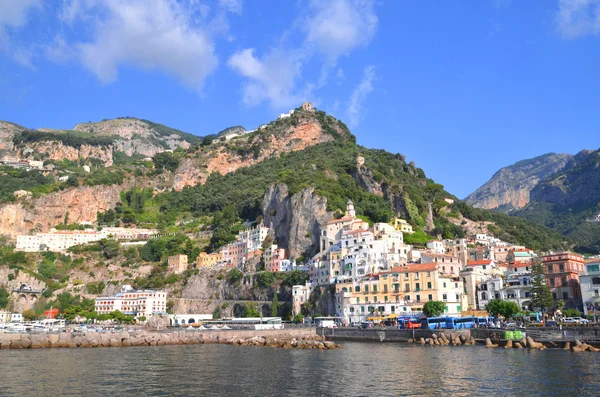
1,0 -> 599,198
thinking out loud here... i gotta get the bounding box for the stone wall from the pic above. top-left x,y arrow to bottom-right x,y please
0,328 -> 317,350
322,328 -> 470,342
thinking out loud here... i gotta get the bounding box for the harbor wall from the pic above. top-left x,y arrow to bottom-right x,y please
0,328 -> 318,350
322,328 -> 470,342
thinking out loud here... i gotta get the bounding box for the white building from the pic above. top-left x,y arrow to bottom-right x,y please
95,285 -> 168,319
292,283 -> 312,316
426,240 -> 444,254
15,227 -> 157,253
238,224 -> 269,252
581,259 -> 600,317
0,312 -> 23,323
477,274 -> 533,311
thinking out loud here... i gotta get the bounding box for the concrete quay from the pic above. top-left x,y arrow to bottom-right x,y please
0,328 -> 323,350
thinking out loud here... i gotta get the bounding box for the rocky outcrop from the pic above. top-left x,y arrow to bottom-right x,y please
0,121 -> 26,152
74,118 -> 194,157
172,118 -> 336,190
20,141 -> 114,166
466,153 -> 572,211
262,184 -> 332,260
0,184 -> 126,236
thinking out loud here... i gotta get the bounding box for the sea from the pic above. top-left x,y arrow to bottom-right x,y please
0,342 -> 598,396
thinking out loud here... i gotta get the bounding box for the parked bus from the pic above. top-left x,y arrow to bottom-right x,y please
314,317 -> 342,328
398,317 -> 422,329
420,317 -> 448,330
445,316 -> 475,329
475,316 -> 494,327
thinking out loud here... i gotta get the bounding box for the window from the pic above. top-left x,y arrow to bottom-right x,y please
592,277 -> 600,286
415,283 -> 420,291
552,292 -> 557,299
373,285 -> 378,293
443,282 -> 447,288
588,264 -> 600,273
428,294 -> 433,301
355,286 -> 360,292
547,265 -> 553,273
404,295 -> 410,301
594,290 -> 599,296
562,292 -> 569,300
482,265 -> 487,270
416,295 -> 420,302
384,296 -> 388,302
405,272 -> 409,279
559,264 -> 565,272
443,294 -> 447,301
550,278 -> 555,287
456,294 -> 460,300
427,282 -> 432,289
364,285 -> 369,293
427,271 -> 431,277
361,306 -> 365,313
405,283 -> 410,292
356,297 -> 360,303
561,277 -> 567,286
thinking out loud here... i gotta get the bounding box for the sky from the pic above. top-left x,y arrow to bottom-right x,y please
1,0 -> 599,199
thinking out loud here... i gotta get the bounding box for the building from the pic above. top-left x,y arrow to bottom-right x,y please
319,200 -> 369,252
334,262 -> 467,322
541,252 -> 585,309
168,254 -> 188,273
95,285 -> 167,319
392,218 -> 413,234
0,312 -> 23,323
426,240 -> 444,254
466,259 -> 498,276
238,224 -> 269,252
460,267 -> 490,311
477,273 -> 533,311
221,240 -> 248,268
421,252 -> 463,276
301,102 -> 314,111
581,259 -> 600,318
292,283 -> 312,316
264,245 -> 291,272
15,227 -> 157,253
196,252 -> 224,267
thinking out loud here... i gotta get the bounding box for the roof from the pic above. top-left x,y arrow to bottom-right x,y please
467,260 -> 492,266
384,263 -> 438,274
343,229 -> 372,236
327,216 -> 354,224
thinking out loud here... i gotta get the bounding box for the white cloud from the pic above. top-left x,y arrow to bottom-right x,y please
55,0 -> 243,89
556,0 -> 600,38
304,0 -> 378,65
228,0 -> 378,108
227,48 -> 311,108
0,0 -> 42,67
347,65 -> 376,127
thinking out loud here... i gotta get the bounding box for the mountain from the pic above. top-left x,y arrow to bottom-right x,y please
513,149 -> 600,253
0,108 -> 569,253
465,153 -> 572,212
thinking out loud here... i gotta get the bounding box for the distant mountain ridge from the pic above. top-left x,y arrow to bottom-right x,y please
467,149 -> 600,253
465,153 -> 572,212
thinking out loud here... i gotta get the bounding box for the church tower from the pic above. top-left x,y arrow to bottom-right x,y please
346,200 -> 356,218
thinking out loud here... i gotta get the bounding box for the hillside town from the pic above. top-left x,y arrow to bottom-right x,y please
6,198 -> 600,326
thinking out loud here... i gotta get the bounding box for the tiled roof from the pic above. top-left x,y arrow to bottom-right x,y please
467,260 -> 492,266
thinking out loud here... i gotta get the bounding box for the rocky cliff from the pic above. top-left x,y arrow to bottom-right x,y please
0,121 -> 26,153
74,118 -> 196,157
19,141 -> 114,166
466,153 -> 572,211
0,184 -> 126,236
262,184 -> 332,260
172,115 -> 339,190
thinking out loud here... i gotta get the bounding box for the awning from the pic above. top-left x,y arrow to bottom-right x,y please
385,314 -> 399,319
367,316 -> 384,321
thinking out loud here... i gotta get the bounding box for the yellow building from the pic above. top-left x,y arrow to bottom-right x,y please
196,252 -> 223,268
167,254 -> 188,274
392,218 -> 413,234
335,262 -> 467,321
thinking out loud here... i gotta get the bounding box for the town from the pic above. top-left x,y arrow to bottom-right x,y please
3,198 -> 598,330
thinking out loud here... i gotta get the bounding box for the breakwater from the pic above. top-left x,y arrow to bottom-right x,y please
0,328 -> 330,350
322,327 -> 470,342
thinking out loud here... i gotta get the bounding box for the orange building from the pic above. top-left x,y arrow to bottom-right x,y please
541,252 -> 585,309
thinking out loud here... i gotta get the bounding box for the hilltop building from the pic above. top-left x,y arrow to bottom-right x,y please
95,285 -> 167,319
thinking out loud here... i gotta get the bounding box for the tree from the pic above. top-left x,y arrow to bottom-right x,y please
0,287 -> 9,309
271,294 -> 279,317
293,313 -> 304,323
99,239 -> 119,259
563,308 -> 582,318
486,299 -> 521,319
556,299 -> 566,311
138,316 -> 147,322
530,260 -> 554,312
244,302 -> 261,318
22,309 -> 37,321
423,301 -> 446,317
152,152 -> 180,172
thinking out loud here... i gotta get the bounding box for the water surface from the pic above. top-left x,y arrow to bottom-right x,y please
1,342 -> 598,396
